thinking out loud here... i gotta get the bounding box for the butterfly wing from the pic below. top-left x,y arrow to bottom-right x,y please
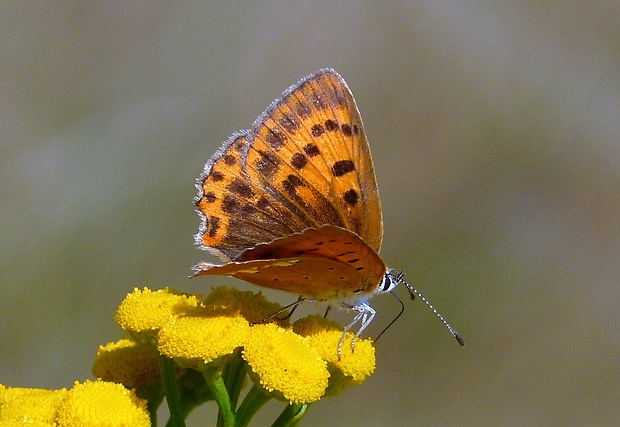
245,69 -> 383,252
195,132 -> 308,260
193,225 -> 386,300
194,69 -> 383,261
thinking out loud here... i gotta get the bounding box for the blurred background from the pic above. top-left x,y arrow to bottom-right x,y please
1,2 -> 618,426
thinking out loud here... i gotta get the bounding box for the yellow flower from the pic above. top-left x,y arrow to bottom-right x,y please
0,385 -> 67,425
115,287 -> 202,341
0,381 -> 149,426
92,338 -> 169,389
157,305 -> 251,368
55,380 -> 150,427
294,315 -> 376,384
203,286 -> 287,325
242,323 -> 329,404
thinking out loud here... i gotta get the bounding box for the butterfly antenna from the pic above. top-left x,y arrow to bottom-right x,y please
397,272 -> 465,347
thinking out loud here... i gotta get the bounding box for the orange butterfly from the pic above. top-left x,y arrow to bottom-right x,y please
193,69 -> 463,352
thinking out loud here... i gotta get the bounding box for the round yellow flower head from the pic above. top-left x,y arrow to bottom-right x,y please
92,338 -> 168,389
56,380 -> 150,427
203,286 -> 287,325
242,323 -> 329,404
158,304 -> 251,369
294,315 -> 376,384
0,385 -> 67,425
115,287 -> 202,341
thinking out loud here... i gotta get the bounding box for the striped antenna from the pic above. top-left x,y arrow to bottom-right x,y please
393,270 -> 465,346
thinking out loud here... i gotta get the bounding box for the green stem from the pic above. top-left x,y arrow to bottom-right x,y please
204,366 -> 235,427
158,354 -> 186,427
223,349 -> 247,410
136,383 -> 165,427
144,391 -> 163,427
235,384 -> 272,427
271,403 -> 309,427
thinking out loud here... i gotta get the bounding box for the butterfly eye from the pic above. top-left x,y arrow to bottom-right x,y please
378,272 -> 397,293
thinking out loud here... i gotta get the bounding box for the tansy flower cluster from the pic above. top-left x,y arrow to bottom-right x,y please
0,380 -> 150,426
1,286 -> 376,426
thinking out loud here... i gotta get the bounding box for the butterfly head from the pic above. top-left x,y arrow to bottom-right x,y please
377,269 -> 406,295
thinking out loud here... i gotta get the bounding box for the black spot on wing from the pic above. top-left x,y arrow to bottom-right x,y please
331,160 -> 355,177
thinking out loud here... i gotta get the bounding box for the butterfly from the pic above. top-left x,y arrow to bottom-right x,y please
192,69 -> 463,352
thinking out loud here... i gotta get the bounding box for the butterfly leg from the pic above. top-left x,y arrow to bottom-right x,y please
337,301 -> 376,360
323,305 -> 332,318
254,296 -> 310,324
283,295 -> 305,320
